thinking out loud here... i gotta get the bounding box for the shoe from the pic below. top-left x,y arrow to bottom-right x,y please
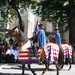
32,57 -> 36,59
39,58 -> 46,65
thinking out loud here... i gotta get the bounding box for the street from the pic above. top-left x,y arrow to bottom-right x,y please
0,63 -> 75,75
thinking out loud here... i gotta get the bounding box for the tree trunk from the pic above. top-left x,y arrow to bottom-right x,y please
14,7 -> 24,32
69,0 -> 75,44
7,0 -> 24,32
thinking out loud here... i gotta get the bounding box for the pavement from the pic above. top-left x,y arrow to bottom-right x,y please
0,63 -> 75,75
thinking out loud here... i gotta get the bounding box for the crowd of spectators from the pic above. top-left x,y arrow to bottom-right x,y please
0,38 -> 19,63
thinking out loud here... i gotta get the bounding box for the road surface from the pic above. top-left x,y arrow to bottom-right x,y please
0,63 -> 75,75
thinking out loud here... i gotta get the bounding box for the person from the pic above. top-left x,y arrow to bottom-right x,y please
62,38 -> 70,45
0,45 -> 2,62
37,24 -> 46,64
1,44 -> 7,62
14,46 -> 19,63
5,45 -> 15,63
29,33 -> 38,58
54,27 -> 61,45
38,24 -> 46,47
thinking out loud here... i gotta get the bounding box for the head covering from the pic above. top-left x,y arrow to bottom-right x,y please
54,25 -> 59,30
38,24 -> 44,29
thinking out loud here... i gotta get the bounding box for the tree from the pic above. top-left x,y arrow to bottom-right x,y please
0,0 -> 37,32
36,0 -> 75,44
69,0 -> 75,44
36,0 -> 69,29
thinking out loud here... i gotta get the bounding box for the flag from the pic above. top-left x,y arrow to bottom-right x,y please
33,20 -> 39,36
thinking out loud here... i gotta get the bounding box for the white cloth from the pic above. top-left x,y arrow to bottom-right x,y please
14,50 -> 19,59
20,40 -> 31,51
6,49 -> 19,60
6,49 -> 15,55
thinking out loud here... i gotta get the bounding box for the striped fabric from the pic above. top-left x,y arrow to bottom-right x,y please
18,42 -> 72,64
18,48 -> 40,64
46,43 -> 73,63
46,42 -> 59,63
61,44 -> 72,58
18,42 -> 60,64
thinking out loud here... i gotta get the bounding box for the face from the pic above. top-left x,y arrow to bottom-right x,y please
9,45 -> 13,49
16,46 -> 19,50
38,26 -> 41,30
54,30 -> 57,34
2,45 -> 5,48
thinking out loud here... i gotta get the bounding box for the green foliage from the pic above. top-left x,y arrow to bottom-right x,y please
35,0 -> 70,31
0,32 -> 5,40
0,0 -> 37,22
47,35 -> 53,41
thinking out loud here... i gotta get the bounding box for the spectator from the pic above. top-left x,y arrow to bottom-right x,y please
62,39 -> 69,44
1,44 -> 7,62
14,46 -> 19,62
0,45 -> 2,62
5,45 -> 15,63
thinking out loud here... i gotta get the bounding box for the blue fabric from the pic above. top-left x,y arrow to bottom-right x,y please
38,29 -> 46,47
55,33 -> 61,45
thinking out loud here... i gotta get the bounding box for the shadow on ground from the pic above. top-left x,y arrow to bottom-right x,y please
0,73 -> 29,75
0,63 -> 63,75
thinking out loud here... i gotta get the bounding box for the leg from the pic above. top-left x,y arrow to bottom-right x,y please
28,64 -> 37,75
65,58 -> 68,64
22,64 -> 25,75
41,61 -> 49,75
10,54 -> 15,63
58,46 -> 64,70
68,58 -> 72,70
39,48 -> 46,64
55,62 -> 59,75
32,44 -> 38,57
72,50 -> 75,64
5,54 -> 10,63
